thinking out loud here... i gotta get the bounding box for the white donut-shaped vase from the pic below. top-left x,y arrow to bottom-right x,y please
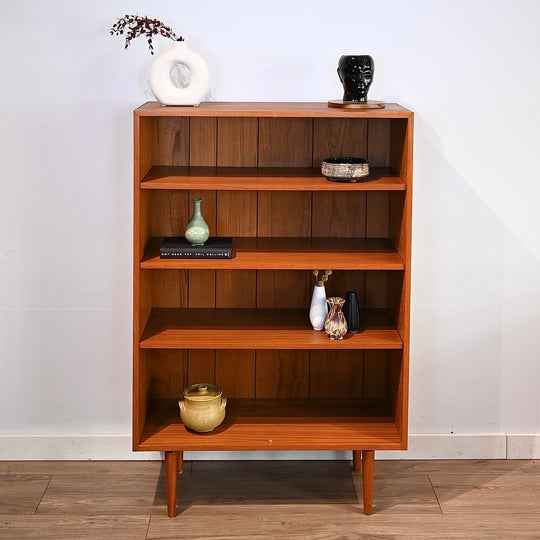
149,42 -> 210,106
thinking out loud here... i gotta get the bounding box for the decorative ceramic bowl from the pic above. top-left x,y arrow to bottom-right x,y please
321,157 -> 369,182
179,383 -> 227,432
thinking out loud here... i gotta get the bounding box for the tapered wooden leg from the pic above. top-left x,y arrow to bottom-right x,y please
362,450 -> 374,515
165,451 -> 179,518
178,450 -> 184,473
352,450 -> 362,471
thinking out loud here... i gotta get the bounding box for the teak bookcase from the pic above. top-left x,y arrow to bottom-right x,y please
133,101 -> 413,517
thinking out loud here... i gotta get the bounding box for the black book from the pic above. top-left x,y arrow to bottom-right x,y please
160,237 -> 233,259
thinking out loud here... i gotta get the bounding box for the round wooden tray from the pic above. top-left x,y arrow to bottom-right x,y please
328,99 -> 385,109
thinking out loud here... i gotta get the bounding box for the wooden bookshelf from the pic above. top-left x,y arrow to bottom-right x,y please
133,101 -> 413,517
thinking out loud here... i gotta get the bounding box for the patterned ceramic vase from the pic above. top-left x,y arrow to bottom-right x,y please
324,297 -> 348,340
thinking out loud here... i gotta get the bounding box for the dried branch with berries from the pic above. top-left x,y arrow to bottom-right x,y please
110,15 -> 183,55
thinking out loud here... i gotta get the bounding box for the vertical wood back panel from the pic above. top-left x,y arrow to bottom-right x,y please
256,350 -> 309,398
257,192 -> 311,237
365,271 -> 389,309
152,270 -> 188,308
154,117 -> 190,166
187,349 -> 216,386
312,192 -> 366,238
259,118 -> 312,166
216,350 -> 255,398
324,270 -> 365,308
257,271 -> 310,309
363,350 -> 388,399
213,119 -> 259,396
149,191 -> 189,237
149,350 -> 187,399
256,120 -> 313,394
310,350 -> 364,398
188,118 -> 218,383
217,118 -> 258,166
313,118 -> 368,164
217,191 -> 257,237
216,270 -> 256,308
190,117 -> 217,165
189,270 -> 216,308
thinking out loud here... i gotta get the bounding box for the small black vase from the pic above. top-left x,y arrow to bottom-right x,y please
343,291 -> 360,333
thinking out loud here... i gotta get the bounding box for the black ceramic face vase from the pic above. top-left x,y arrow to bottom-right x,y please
338,55 -> 374,103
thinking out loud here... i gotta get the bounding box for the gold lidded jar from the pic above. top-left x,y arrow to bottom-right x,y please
178,383 -> 227,432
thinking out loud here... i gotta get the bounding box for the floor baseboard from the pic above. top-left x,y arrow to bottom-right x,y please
0,433 -> 538,460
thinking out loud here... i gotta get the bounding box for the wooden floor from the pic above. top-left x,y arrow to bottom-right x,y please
0,459 -> 539,539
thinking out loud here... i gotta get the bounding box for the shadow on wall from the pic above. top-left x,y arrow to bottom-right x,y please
404,107 -> 540,437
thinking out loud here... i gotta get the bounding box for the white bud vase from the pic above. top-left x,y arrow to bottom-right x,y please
149,41 -> 210,106
309,284 -> 328,331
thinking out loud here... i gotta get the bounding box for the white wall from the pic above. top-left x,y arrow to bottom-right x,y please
1,0 -> 539,460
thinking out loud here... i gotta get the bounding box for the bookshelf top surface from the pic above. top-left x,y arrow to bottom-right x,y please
134,101 -> 413,118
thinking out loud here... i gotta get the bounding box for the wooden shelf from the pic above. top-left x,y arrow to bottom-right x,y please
135,101 -> 412,118
141,237 -> 404,270
141,166 -> 406,191
140,308 -> 403,350
137,398 -> 401,451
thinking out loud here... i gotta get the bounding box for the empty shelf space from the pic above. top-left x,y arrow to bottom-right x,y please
141,237 -> 405,270
139,308 -> 403,350
140,166 -> 406,191
137,398 -> 402,451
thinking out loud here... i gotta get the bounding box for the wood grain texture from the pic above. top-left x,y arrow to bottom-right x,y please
148,190 -> 189,237
4,460 -> 539,539
165,451 -> 179,517
217,118 -> 258,166
154,117 -> 190,166
148,349 -> 187,399
187,349 -> 215,386
312,192 -> 367,238
0,516 -> 150,539
139,399 -> 398,451
313,118 -> 368,165
430,473 -> 540,514
139,308 -> 403,350
151,270 -> 188,308
215,350 -> 255,398
142,237 -> 404,270
256,271 -> 310,309
141,166 -> 405,191
256,350 -> 310,398
310,350 -> 364,398
362,450 -> 375,515
35,471 -> 166,515
0,474 -> 50,514
257,192 -> 312,237
135,101 -> 412,117
259,118 -> 312,167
